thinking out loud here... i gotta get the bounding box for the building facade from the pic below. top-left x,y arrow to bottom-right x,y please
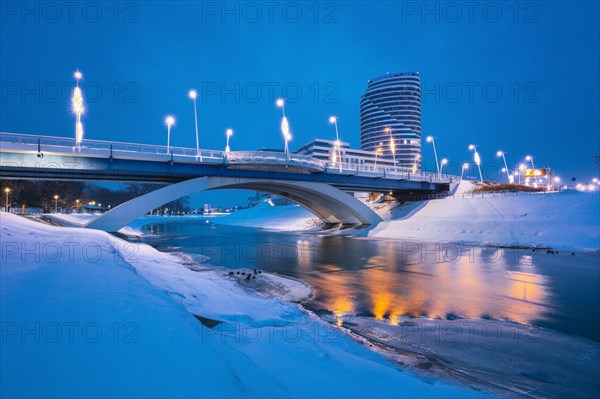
360,72 -> 422,171
295,138 -> 399,172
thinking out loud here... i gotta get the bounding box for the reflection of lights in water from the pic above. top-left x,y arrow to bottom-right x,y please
333,296 -> 353,326
508,272 -> 546,303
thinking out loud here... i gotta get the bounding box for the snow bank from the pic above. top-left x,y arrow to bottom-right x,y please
370,184 -> 600,250
45,212 -> 99,226
0,212 -> 484,398
213,202 -> 320,231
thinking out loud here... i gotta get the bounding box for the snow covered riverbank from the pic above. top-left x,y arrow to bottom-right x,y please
369,185 -> 600,251
0,212 -> 484,398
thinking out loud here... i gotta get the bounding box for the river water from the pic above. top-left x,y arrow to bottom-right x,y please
140,218 -> 600,397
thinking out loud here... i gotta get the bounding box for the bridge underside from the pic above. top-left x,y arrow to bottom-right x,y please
84,177 -> 383,232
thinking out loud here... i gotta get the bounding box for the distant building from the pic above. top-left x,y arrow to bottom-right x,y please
360,72 -> 422,171
295,138 -> 399,172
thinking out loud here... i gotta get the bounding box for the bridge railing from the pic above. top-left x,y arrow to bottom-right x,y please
0,132 -> 225,163
224,151 -> 326,171
326,161 -> 456,183
0,132 -> 456,183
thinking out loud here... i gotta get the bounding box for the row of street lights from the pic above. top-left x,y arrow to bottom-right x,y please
161,96 -> 347,163
424,137 -> 545,184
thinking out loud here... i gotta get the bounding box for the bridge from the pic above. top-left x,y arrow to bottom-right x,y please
0,132 -> 457,232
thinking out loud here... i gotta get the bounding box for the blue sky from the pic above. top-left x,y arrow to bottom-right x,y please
1,1 -> 598,207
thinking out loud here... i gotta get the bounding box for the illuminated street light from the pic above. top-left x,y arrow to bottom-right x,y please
439,158 -> 448,178
72,69 -> 85,148
412,153 -> 421,174
4,187 -> 10,213
328,116 -> 343,172
525,155 -> 537,184
188,89 -> 201,160
225,128 -> 233,153
497,150 -> 512,183
276,98 -> 291,155
468,144 -> 483,182
164,115 -> 176,148
54,195 -> 59,213
374,143 -> 383,170
461,163 -> 469,180
426,136 -> 440,176
385,127 -> 397,174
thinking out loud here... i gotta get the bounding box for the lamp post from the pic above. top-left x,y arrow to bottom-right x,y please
164,115 -> 175,148
329,116 -> 343,172
461,163 -> 469,180
468,144 -> 483,182
188,89 -> 201,160
412,153 -> 421,174
225,128 -> 233,153
54,195 -> 59,213
525,155 -> 536,183
72,70 -> 84,149
4,187 -> 10,213
518,163 -> 525,184
76,199 -> 80,213
439,158 -> 448,178
426,136 -> 440,176
385,127 -> 397,174
276,98 -> 291,155
497,150 -> 512,183
374,146 -> 383,171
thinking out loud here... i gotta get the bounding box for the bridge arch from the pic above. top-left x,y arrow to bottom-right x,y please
84,176 -> 382,232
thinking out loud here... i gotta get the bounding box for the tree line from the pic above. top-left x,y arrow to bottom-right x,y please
3,181 -> 190,214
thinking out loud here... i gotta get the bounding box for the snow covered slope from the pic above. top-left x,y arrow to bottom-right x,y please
370,184 -> 600,250
0,213 -> 484,398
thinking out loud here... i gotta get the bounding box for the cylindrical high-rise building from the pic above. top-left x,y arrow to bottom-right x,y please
360,72 -> 422,171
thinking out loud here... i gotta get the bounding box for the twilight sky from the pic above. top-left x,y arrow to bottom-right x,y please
1,1 -> 598,207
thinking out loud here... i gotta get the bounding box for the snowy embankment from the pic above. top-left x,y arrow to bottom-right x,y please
0,212 -> 483,398
370,182 -> 600,250
211,202 -> 321,231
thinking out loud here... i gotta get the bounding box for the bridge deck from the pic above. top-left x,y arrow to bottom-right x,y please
1,132 -> 456,193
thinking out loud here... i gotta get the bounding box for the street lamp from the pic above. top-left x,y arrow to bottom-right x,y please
164,115 -> 175,148
188,89 -> 201,160
374,145 -> 383,170
426,136 -> 440,176
54,195 -> 59,213
461,163 -> 469,180
518,163 -> 525,184
276,98 -> 292,155
412,154 -> 421,174
329,116 -> 343,172
75,199 -> 80,213
225,128 -> 233,153
497,150 -> 512,183
468,144 -> 483,182
4,187 -> 10,213
385,127 -> 397,174
72,69 -> 85,148
439,158 -> 448,178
